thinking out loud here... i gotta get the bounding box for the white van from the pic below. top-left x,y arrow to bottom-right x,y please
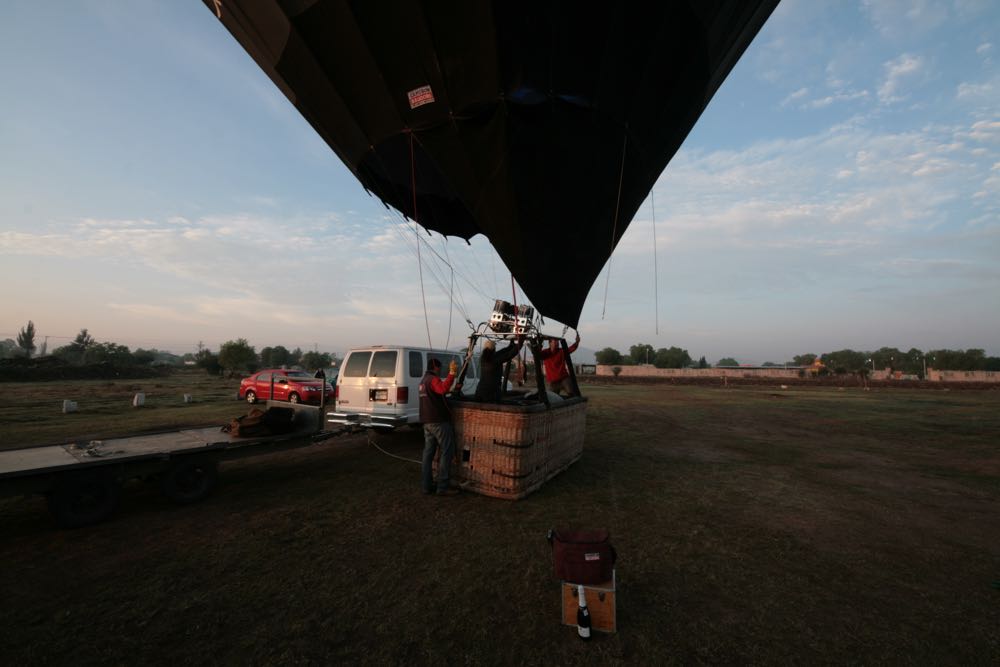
327,345 -> 478,429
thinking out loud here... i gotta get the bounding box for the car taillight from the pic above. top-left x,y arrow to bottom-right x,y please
397,387 -> 408,403
334,385 -> 339,400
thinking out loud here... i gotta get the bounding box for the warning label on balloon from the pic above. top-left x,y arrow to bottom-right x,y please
407,85 -> 435,109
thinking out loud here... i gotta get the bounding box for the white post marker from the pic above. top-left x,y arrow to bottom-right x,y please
132,393 -> 145,408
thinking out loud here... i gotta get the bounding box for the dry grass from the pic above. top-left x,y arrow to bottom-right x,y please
0,369 -> 244,448
1,383 -> 998,665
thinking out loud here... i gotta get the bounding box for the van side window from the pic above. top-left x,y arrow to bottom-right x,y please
343,352 -> 372,378
409,351 -> 423,378
370,351 -> 398,377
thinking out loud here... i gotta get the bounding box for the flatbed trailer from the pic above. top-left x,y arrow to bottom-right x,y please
0,402 -> 350,528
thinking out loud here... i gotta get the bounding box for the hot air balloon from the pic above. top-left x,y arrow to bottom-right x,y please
203,0 -> 779,327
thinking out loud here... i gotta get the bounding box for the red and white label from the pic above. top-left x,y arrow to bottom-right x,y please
407,85 -> 435,109
584,552 -> 601,561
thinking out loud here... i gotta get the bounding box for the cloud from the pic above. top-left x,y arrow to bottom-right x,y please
878,54 -> 924,104
862,0 -> 950,38
957,79 -> 996,100
780,87 -> 809,107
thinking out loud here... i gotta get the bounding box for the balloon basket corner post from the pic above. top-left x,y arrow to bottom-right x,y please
433,397 -> 587,500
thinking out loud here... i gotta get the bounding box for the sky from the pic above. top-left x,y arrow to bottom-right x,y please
1,0 -> 998,364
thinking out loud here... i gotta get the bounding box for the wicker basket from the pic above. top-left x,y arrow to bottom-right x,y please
435,397 -> 587,500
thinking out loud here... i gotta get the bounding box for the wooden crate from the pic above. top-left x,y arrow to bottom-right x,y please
561,571 -> 616,633
435,397 -> 587,500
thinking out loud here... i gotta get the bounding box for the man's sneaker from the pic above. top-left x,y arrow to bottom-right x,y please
436,487 -> 461,497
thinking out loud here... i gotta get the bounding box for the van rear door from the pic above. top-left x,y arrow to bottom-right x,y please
367,350 -> 399,420
337,351 -> 372,417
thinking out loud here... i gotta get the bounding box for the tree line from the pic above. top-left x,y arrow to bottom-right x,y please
193,339 -> 337,377
3,322 -> 339,377
593,343 -> 1000,377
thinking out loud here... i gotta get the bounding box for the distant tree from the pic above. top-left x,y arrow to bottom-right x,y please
290,347 -> 304,366
219,338 -> 257,377
16,320 -> 36,358
300,351 -> 333,370
595,347 -> 624,365
792,353 -> 817,366
195,348 -> 222,375
697,356 -> 708,369
181,352 -> 197,363
38,338 -> 48,357
52,328 -> 97,365
654,346 -> 691,369
820,349 -> 868,374
716,357 -> 739,367
132,348 -> 157,365
871,347 -> 903,372
72,328 -> 95,351
85,342 -> 133,366
260,345 -> 292,368
762,361 -> 780,367
0,339 -> 17,359
629,343 -> 655,365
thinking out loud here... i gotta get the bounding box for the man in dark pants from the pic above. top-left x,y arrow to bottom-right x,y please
419,357 -> 460,496
474,337 -> 523,403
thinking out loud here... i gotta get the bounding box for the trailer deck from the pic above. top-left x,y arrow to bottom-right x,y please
0,403 -> 348,527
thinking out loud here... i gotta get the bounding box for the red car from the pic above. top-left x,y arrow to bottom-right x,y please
238,369 -> 334,405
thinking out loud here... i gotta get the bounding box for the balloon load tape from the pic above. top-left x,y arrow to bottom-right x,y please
490,300 -> 535,335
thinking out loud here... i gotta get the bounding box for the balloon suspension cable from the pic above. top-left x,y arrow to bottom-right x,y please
651,189 -> 659,335
410,132 -> 433,349
602,130 -> 628,320
510,274 -> 518,321
445,266 -> 454,349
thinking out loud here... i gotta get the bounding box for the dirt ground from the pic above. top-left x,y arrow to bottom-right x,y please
1,384 -> 998,665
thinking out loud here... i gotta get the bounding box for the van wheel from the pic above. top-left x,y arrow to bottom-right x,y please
288,393 -> 300,404
245,391 -> 257,404
47,471 -> 121,528
161,458 -> 218,504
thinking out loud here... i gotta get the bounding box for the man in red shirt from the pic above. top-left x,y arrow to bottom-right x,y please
539,333 -> 580,397
418,356 -> 460,496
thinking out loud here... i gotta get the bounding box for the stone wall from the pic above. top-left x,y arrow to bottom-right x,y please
595,364 -> 802,379
593,364 -> 1000,383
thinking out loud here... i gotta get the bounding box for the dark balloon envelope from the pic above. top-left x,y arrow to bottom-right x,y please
204,0 -> 779,327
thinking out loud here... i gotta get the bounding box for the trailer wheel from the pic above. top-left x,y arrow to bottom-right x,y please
160,458 -> 218,504
47,470 -> 121,528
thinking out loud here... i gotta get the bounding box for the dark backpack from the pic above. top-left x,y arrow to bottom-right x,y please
548,528 -> 617,584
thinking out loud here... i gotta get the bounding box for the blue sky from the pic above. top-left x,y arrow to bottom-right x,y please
1,0 -> 998,364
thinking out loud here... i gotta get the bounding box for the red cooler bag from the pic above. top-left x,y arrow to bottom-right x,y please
548,529 -> 616,584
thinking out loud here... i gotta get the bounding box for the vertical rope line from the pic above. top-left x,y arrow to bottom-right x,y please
446,267 -> 454,349
410,132 -> 433,349
602,131 -> 629,319
651,189 -> 659,335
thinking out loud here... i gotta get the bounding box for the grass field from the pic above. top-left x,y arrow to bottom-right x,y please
1,379 -> 998,664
